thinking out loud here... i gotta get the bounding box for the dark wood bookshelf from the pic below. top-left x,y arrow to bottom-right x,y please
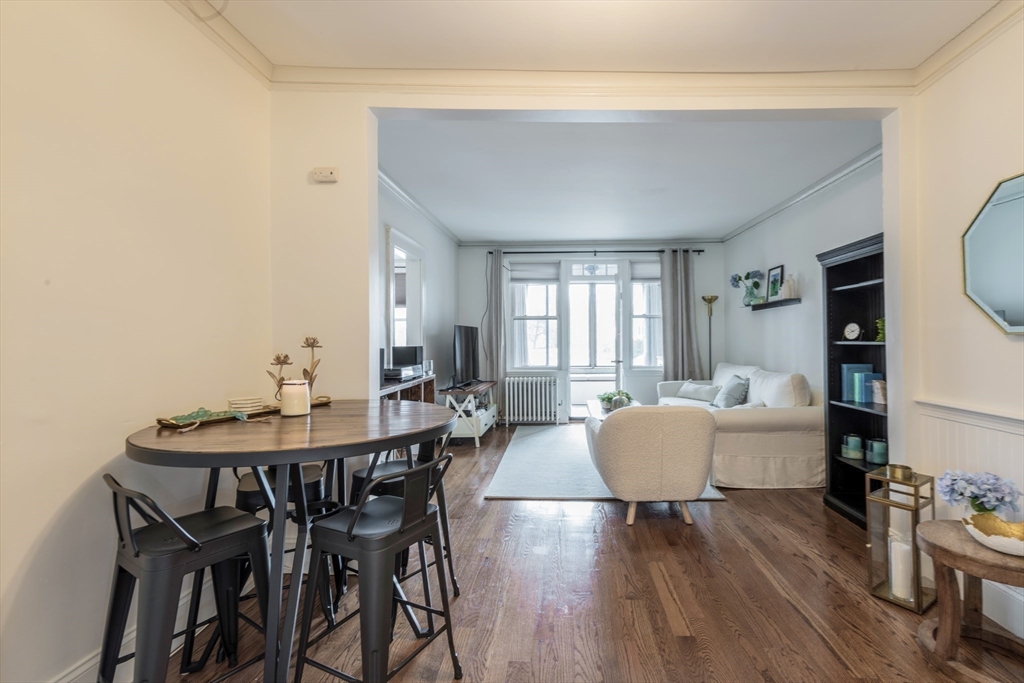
829,399 -> 888,417
817,233 -> 886,529
833,341 -> 885,346
832,278 -> 884,292
750,298 -> 801,311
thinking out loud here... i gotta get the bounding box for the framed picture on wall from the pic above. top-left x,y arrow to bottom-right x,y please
766,265 -> 784,301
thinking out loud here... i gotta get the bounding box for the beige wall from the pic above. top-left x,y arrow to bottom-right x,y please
916,25 -> 1024,415
270,91 -> 379,401
0,2 -> 271,680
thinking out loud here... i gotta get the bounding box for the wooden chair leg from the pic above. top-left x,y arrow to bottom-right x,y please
680,502 -> 693,525
626,502 -> 637,526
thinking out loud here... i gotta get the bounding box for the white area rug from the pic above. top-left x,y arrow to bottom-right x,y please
484,424 -> 726,501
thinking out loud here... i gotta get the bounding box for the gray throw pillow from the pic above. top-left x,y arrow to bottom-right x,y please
676,381 -> 721,402
711,375 -> 749,408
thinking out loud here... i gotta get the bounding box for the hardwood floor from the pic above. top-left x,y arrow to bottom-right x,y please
170,425 -> 1023,682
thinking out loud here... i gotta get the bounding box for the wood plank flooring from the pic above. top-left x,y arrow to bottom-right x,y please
170,425 -> 1023,682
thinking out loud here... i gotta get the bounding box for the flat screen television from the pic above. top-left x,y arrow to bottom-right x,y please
452,325 -> 480,387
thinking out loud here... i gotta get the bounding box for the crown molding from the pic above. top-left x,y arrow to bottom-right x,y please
164,0 -> 273,87
378,169 -> 462,246
914,0 -> 1024,94
167,0 -> 1022,97
722,145 -> 882,242
269,65 -> 917,96
458,238 -> 721,249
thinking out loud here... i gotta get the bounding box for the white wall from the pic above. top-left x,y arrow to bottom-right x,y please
379,184 -> 460,389
913,19 -> 1024,636
456,243 -> 725,407
723,160 -> 883,393
0,2 -> 271,681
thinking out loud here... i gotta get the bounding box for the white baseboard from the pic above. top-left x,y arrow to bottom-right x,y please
985,581 -> 1024,639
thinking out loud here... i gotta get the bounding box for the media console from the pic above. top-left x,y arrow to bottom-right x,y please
438,381 -> 497,447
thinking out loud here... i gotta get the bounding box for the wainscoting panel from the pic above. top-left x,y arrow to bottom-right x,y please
915,399 -> 1024,637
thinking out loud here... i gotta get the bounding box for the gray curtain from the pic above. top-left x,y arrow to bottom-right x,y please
481,249 -> 506,417
661,249 -> 704,381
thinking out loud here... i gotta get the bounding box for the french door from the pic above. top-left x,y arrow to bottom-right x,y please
569,275 -> 622,389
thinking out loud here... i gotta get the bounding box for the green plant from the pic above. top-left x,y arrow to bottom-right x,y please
597,390 -> 632,403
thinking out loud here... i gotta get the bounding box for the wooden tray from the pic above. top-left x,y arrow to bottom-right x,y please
156,396 -> 332,429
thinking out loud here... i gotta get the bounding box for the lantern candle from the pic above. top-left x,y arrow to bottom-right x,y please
888,531 -> 914,601
280,380 -> 311,417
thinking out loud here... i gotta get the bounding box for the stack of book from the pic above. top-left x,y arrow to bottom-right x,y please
841,364 -> 883,403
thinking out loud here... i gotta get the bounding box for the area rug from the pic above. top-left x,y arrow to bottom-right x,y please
484,424 -> 726,501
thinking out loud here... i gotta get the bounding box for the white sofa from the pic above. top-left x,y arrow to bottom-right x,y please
657,362 -> 825,489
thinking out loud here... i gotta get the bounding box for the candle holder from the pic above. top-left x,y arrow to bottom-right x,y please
865,466 -> 936,613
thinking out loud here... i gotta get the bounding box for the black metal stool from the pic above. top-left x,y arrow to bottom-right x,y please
295,456 -> 462,683
97,474 -> 270,683
234,464 -> 346,622
349,450 -> 460,597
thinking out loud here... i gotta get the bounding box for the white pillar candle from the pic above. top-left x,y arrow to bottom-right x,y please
280,380 -> 311,417
889,536 -> 914,601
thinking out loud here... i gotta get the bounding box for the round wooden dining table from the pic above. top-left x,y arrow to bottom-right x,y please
125,400 -> 458,683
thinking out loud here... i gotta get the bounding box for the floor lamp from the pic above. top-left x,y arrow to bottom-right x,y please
701,295 -> 718,380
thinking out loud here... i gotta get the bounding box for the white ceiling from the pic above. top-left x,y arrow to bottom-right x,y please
220,0 -> 997,72
378,118 -> 882,243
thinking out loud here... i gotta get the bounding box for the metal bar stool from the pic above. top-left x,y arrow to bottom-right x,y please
295,456 -> 463,683
234,464 -> 345,623
97,474 -> 270,683
349,438 -> 460,597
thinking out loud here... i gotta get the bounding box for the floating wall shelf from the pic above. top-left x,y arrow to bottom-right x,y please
750,298 -> 801,311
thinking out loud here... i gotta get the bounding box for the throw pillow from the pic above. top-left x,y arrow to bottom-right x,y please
711,375 -> 749,409
676,381 -> 721,402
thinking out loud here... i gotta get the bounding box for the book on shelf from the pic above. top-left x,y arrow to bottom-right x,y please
841,364 -> 872,401
854,373 -> 883,403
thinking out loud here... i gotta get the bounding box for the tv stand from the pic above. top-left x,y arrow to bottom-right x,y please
438,381 -> 497,447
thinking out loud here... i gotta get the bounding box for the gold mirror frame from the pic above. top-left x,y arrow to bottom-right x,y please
962,173 -> 1024,335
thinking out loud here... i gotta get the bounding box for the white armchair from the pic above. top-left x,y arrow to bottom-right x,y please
584,406 -> 716,525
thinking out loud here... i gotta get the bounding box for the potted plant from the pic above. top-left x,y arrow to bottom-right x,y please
597,390 -> 633,411
729,270 -> 765,306
937,470 -> 1023,556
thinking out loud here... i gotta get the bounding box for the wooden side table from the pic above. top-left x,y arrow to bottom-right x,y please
916,520 -> 1024,683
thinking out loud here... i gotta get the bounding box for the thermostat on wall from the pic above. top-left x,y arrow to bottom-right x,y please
312,167 -> 339,183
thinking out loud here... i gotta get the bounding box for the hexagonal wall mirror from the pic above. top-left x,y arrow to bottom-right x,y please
963,174 -> 1024,334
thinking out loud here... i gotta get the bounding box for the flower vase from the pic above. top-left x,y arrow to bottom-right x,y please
962,508 -> 1024,556
742,285 -> 756,306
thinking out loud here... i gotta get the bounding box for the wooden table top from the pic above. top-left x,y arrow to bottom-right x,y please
125,400 -> 457,469
917,520 -> 1024,587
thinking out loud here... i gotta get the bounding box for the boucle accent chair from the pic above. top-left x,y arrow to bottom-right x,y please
584,406 -> 716,526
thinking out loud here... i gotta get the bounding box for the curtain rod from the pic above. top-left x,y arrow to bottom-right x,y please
488,249 -> 704,255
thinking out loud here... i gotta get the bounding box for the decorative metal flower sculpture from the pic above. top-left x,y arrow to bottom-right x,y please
301,336 -> 322,395
267,353 -> 292,401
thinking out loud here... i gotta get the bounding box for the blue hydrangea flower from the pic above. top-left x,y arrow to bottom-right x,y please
748,269 -> 765,281
938,469 -> 1021,514
729,273 -> 742,289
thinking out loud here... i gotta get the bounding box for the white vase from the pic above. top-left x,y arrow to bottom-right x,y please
962,508 -> 1024,556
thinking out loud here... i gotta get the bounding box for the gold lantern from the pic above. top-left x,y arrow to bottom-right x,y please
865,464 -> 937,613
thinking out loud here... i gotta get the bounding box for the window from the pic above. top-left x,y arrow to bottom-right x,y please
631,279 -> 663,368
571,263 -> 618,277
570,282 -> 617,369
510,271 -> 559,367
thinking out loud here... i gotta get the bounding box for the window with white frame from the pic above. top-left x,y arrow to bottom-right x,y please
569,263 -> 618,370
509,262 -> 560,368
631,261 -> 663,368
